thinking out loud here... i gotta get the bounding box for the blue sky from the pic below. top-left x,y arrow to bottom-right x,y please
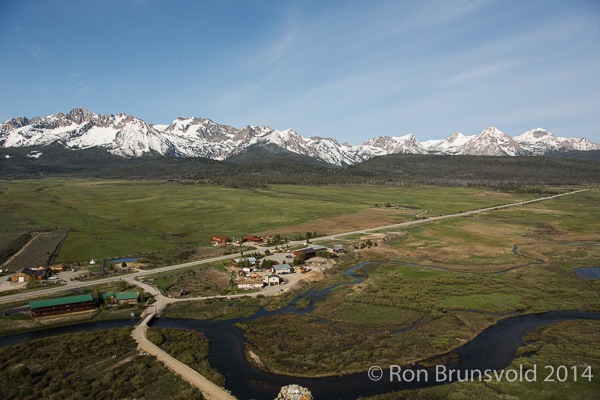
1,0 -> 599,144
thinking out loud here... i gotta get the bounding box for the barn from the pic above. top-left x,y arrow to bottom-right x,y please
29,294 -> 95,317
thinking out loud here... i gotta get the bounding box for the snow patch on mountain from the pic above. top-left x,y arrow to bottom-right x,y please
514,128 -> 600,154
422,132 -> 472,154
361,134 -> 428,156
1,108 -> 599,165
460,126 -> 525,156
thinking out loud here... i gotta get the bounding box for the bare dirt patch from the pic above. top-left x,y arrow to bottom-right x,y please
258,209 -> 411,237
471,191 -> 510,197
190,246 -> 230,261
0,280 -> 27,293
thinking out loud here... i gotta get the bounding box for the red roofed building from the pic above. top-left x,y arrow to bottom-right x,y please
243,236 -> 263,243
210,235 -> 230,246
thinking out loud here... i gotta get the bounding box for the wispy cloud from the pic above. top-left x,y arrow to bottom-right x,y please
341,0 -> 487,48
76,83 -> 94,95
28,45 -> 43,59
438,59 -> 526,86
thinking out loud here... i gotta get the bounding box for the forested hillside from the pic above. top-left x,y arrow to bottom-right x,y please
1,144 -> 598,187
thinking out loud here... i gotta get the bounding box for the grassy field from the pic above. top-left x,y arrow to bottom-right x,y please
163,297 -> 263,320
1,179 -> 598,397
0,179 -> 540,263
142,262 -> 232,297
238,190 -> 600,376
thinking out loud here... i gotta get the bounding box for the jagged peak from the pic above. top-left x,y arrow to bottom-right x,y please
66,107 -> 95,122
2,116 -> 30,127
174,116 -> 215,123
479,126 -> 507,136
362,134 -> 416,146
448,131 -> 465,139
1,107 -> 599,164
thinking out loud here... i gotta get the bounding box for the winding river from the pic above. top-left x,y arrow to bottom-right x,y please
1,262 -> 599,400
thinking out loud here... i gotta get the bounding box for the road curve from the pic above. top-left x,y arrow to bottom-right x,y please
132,313 -> 236,400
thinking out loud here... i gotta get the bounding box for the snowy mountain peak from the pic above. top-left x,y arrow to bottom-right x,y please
520,128 -> 554,139
447,131 -> 467,143
460,126 -> 525,156
1,108 -> 598,165
479,126 -> 507,137
361,134 -> 427,155
512,127 -> 600,154
422,131 -> 472,155
65,107 -> 96,124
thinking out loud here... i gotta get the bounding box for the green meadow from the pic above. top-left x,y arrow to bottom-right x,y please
0,179 -> 598,397
238,189 -> 600,376
0,179 -> 539,263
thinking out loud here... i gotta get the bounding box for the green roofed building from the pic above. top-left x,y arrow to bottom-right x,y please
116,292 -> 139,303
103,291 -> 139,305
30,294 -> 95,317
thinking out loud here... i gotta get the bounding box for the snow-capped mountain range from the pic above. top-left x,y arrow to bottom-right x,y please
1,108 -> 598,166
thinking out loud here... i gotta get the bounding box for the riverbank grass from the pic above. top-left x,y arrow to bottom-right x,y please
239,190 -> 600,377
362,319 -> 600,400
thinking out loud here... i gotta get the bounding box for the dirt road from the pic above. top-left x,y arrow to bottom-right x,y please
132,313 -> 236,400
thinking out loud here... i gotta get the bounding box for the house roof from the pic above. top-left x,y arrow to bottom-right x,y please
116,292 -> 139,300
211,235 -> 229,240
19,267 -> 36,276
273,264 -> 292,270
309,245 -> 328,251
234,257 -> 257,263
294,248 -> 316,255
30,294 -> 93,309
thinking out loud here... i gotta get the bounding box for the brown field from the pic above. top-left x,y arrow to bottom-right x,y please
470,191 -> 510,197
257,208 -> 415,237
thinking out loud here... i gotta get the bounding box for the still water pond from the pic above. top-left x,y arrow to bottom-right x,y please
574,266 -> 600,280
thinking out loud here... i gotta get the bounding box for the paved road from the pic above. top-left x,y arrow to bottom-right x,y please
307,189 -> 591,243
0,188 -> 589,305
0,253 -> 243,304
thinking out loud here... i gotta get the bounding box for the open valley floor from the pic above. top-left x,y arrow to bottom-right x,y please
0,180 -> 598,400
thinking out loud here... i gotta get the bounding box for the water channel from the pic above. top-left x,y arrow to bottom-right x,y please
1,262 -> 599,400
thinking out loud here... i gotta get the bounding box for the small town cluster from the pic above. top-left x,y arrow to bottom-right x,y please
211,234 -> 346,292
2,233 -> 346,321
